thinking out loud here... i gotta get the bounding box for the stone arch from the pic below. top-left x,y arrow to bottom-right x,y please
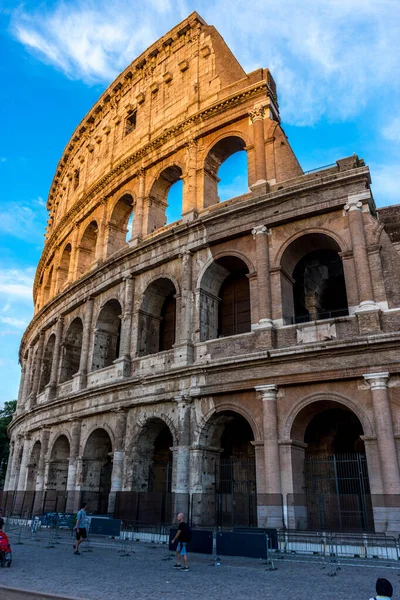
56,243 -> 72,292
278,232 -> 349,324
285,392 -> 373,531
76,221 -> 98,277
275,228 -> 349,270
130,416 -> 175,492
283,392 -> 373,440
38,333 -> 56,393
107,193 -> 135,256
203,134 -> 248,207
47,434 -> 70,491
81,428 -> 113,512
198,255 -> 251,341
26,440 -> 41,491
146,164 -> 184,233
60,317 -> 83,383
195,402 -> 262,447
91,299 -> 122,371
138,278 -> 178,356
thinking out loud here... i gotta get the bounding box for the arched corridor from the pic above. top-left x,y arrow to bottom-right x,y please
82,429 -> 113,513
60,318 -> 83,383
47,435 -> 70,491
91,300 -> 122,371
131,418 -> 173,493
138,279 -> 177,356
203,136 -> 247,206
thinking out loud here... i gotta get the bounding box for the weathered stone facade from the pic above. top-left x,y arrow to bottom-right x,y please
6,12 -> 400,532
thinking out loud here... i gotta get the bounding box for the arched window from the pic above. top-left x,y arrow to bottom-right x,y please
147,166 -> 183,233
199,256 -> 251,341
47,435 -> 70,491
82,429 -> 112,513
60,318 -> 83,383
138,278 -> 176,356
132,418 -> 173,493
204,136 -> 248,206
77,221 -> 98,276
91,299 -> 122,371
39,334 -> 56,393
57,244 -> 72,291
107,194 -> 134,256
280,234 -> 349,324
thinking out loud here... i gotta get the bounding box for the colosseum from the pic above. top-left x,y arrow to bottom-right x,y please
3,12 -> 400,534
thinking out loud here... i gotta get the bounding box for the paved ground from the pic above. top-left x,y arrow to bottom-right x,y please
1,533 -> 399,600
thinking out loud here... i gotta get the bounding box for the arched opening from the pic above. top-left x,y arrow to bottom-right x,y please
39,334 -> 56,393
132,419 -> 173,493
47,435 -> 70,491
60,318 -> 83,383
280,233 -> 349,324
42,266 -> 53,305
107,194 -> 134,255
290,401 -> 372,531
91,299 -> 122,371
26,441 -> 41,491
82,429 -> 112,514
166,179 -> 183,225
196,411 -> 256,527
138,278 -> 177,356
204,136 -> 247,207
77,221 -> 98,276
199,256 -> 251,341
57,244 -> 72,291
147,166 -> 183,233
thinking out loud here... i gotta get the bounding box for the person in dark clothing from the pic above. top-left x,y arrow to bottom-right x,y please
369,577 -> 393,599
171,512 -> 189,571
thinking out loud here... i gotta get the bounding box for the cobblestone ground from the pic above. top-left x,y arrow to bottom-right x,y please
1,533 -> 399,600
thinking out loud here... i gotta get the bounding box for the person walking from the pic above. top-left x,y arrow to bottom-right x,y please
369,577 -> 393,599
171,512 -> 190,571
73,502 -> 88,555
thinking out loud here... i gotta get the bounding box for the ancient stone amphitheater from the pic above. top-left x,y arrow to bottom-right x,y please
4,12 -> 400,533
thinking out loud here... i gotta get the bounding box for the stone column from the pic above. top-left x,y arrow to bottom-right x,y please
174,251 -> 194,366
171,395 -> 191,495
3,440 -> 15,491
29,331 -> 45,408
74,297 -> 94,391
115,276 -> 135,378
35,429 -> 50,491
20,346 -> 33,412
252,225 -> 275,335
69,224 -> 80,282
249,107 -> 268,195
48,317 -> 64,398
66,420 -> 82,513
364,372 -> 400,532
344,193 -> 375,309
182,140 -> 198,221
95,199 -> 108,264
17,434 -> 32,491
255,384 -> 283,528
7,435 -> 24,491
108,410 -> 128,514
130,169 -> 145,244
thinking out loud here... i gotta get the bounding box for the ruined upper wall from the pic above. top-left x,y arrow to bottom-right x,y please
47,12 -> 274,228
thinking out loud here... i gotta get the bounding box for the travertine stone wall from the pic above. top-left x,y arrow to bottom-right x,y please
7,12 -> 400,533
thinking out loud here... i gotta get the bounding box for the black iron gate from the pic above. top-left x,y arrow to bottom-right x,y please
304,453 -> 373,531
216,458 -> 257,528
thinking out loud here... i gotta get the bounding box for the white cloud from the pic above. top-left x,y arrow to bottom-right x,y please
0,199 -> 46,242
0,316 -> 27,328
382,117 -> 400,143
9,0 -> 399,127
0,269 -> 34,301
370,163 -> 400,207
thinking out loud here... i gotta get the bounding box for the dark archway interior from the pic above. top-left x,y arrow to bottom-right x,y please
159,293 -> 176,351
82,429 -> 112,494
305,408 -> 365,455
60,318 -> 83,383
26,441 -> 41,492
39,334 -> 56,393
91,299 -> 122,371
149,426 -> 173,492
47,435 -> 70,491
293,249 -> 348,321
138,278 -> 176,356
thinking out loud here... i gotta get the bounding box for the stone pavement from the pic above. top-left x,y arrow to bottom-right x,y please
0,535 -> 399,600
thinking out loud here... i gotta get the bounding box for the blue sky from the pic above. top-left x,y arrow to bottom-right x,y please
0,0 -> 399,406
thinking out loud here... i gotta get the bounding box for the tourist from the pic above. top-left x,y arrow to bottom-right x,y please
369,577 -> 393,599
171,512 -> 190,571
73,502 -> 88,555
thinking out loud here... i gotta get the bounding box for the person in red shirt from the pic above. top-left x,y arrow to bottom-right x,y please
0,517 -> 11,566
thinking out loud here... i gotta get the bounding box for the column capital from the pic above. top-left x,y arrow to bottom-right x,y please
344,191 -> 371,212
252,224 -> 270,237
249,107 -> 264,123
255,384 -> 278,399
363,372 -> 390,389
